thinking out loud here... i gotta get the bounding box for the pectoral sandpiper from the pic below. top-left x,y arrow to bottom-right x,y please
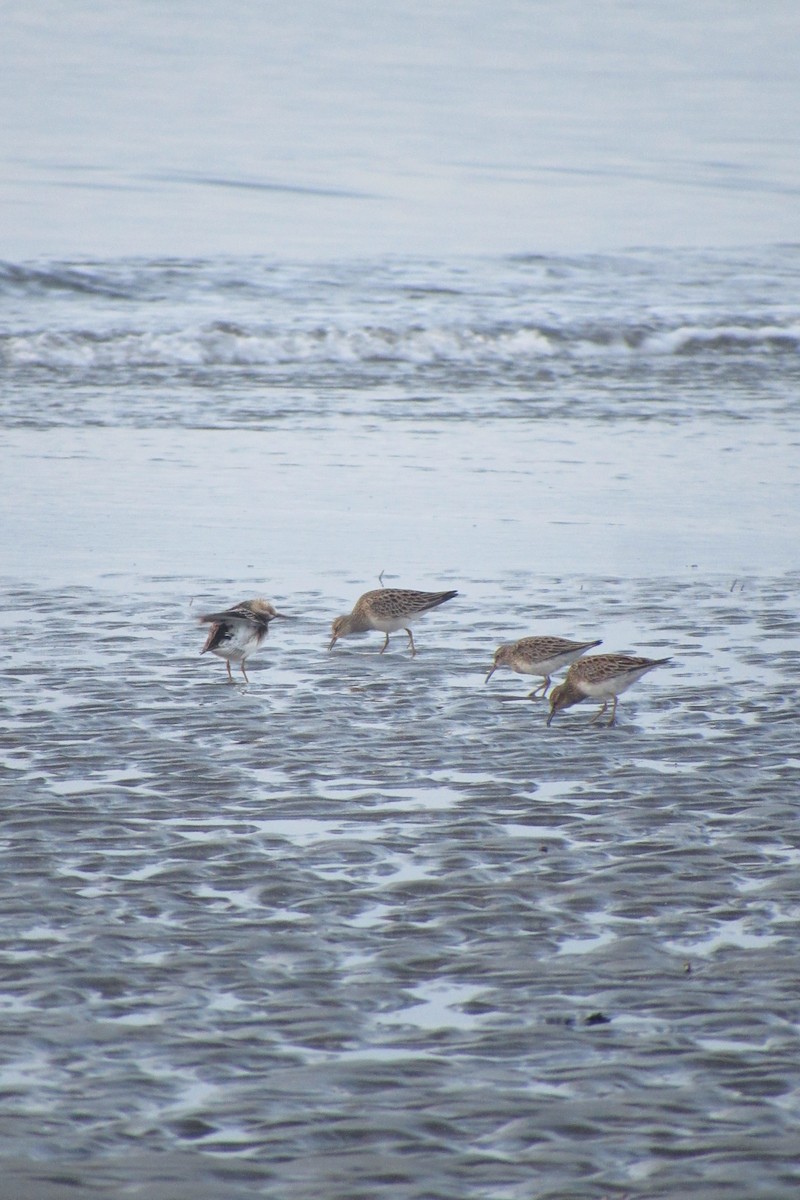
329,587 -> 458,656
485,635 -> 602,698
547,654 -> 671,726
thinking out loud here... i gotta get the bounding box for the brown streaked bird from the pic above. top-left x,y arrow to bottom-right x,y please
199,598 -> 287,683
485,635 -> 602,699
329,588 -> 458,656
547,653 -> 671,727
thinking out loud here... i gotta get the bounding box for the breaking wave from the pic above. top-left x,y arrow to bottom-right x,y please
3,318 -> 799,373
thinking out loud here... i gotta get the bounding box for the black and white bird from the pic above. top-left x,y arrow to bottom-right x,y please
199,598 -> 287,683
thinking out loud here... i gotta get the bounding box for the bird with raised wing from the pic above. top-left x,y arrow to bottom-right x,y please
199,598 -> 287,683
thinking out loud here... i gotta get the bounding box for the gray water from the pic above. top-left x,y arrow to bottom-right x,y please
3,1 -> 799,258
2,3 -> 800,1198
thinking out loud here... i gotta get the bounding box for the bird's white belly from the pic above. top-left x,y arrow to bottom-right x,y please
370,613 -> 420,633
580,670 -> 646,700
212,627 -> 258,660
514,652 -> 565,676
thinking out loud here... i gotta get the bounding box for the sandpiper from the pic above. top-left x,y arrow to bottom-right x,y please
199,598 -> 287,683
547,653 -> 671,726
485,635 -> 602,698
329,587 -> 458,656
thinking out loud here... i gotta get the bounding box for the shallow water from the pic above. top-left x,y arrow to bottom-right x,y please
2,570 -> 800,1198
2,250 -> 799,589
2,3 -> 800,1193
2,246 -> 799,1197
2,246 -> 800,1197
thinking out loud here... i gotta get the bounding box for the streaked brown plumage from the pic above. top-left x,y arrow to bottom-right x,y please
485,635 -> 602,698
547,653 -> 671,726
329,587 -> 458,656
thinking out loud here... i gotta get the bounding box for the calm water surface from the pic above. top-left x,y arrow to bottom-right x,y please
2,1 -> 799,257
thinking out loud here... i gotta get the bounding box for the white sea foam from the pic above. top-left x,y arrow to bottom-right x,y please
5,315 -> 798,373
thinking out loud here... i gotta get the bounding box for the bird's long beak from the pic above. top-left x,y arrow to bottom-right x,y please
270,611 -> 290,620
546,707 -> 557,727
328,634 -> 338,651
484,665 -> 496,683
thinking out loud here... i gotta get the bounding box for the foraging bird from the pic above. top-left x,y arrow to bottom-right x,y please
329,587 -> 458,656
199,598 -> 287,683
485,635 -> 602,698
547,653 -> 671,726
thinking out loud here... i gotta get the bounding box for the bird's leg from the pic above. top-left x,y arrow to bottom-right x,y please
590,702 -> 608,724
241,660 -> 250,684
226,661 -> 234,683
527,677 -> 549,700
405,628 -> 417,657
379,632 -> 390,654
607,696 -> 618,726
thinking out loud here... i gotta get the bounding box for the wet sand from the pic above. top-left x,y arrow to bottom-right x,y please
2,255 -> 799,1198
2,416 -> 796,587
2,566 -> 799,1197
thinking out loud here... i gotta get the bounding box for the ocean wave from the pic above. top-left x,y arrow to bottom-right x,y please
0,260 -> 137,299
643,323 -> 800,355
3,318 -> 798,372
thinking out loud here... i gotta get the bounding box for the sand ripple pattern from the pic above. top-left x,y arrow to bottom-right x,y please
1,573 -> 800,1197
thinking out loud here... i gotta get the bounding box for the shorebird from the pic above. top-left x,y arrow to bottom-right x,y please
199,598 -> 287,683
329,587 -> 458,656
485,635 -> 602,698
547,653 -> 671,726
